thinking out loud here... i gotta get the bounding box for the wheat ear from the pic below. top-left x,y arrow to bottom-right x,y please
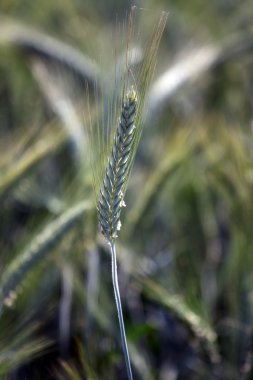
98,88 -> 137,242
97,89 -> 137,380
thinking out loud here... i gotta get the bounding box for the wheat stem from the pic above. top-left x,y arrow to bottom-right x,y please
110,241 -> 133,380
93,12 -> 168,378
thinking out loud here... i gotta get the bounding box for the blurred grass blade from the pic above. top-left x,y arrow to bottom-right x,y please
59,264 -> 74,356
129,343 -> 156,380
148,31 -> 253,116
148,45 -> 219,115
0,338 -> 52,375
141,278 -> 219,361
128,128 -> 195,233
0,200 -> 92,313
0,320 -> 52,376
0,131 -> 67,199
30,59 -> 86,160
0,16 -> 100,86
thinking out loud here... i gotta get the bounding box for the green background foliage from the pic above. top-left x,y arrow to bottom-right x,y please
1,0 -> 253,379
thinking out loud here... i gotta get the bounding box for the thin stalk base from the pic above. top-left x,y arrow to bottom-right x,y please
110,241 -> 133,380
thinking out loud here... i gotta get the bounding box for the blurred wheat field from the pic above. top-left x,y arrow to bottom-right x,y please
1,0 -> 253,379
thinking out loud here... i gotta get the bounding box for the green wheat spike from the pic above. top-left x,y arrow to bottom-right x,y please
98,89 -> 137,242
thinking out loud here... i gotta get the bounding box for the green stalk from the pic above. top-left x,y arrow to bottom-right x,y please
109,241 -> 133,380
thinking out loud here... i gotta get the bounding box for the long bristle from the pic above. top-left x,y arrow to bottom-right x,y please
87,8 -> 168,237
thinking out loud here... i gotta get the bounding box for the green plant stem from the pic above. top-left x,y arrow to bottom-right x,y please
109,241 -> 133,380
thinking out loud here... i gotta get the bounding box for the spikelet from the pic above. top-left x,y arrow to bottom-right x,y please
97,89 -> 137,241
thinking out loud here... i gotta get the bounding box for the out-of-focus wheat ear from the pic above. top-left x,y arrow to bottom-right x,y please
97,88 -> 137,242
0,201 -> 92,314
